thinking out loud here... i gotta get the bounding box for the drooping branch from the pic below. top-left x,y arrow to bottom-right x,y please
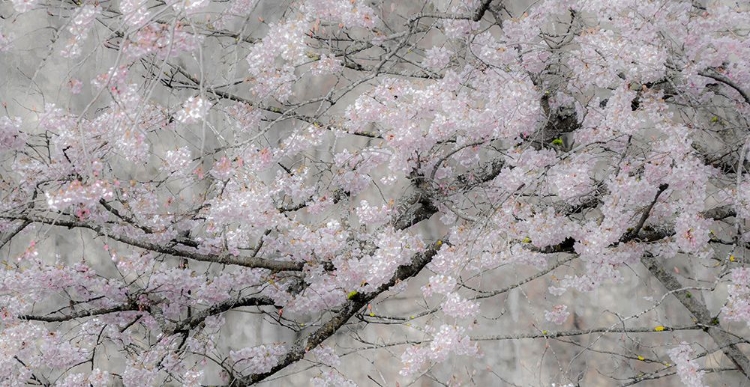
699,69 -> 750,105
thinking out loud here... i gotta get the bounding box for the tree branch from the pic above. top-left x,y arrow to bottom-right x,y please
641,253 -> 750,380
621,183 -> 669,242
21,301 -> 139,322
699,69 -> 750,105
473,0 -> 494,21
472,324 -> 702,341
0,220 -> 31,250
171,295 -> 276,334
1,214 -> 307,272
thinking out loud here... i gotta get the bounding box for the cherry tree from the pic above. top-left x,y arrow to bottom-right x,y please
0,0 -> 749,385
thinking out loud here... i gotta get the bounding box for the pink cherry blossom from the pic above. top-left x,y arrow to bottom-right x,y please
668,343 -> 707,387
544,305 -> 570,325
2,1 -> 750,386
176,96 -> 210,124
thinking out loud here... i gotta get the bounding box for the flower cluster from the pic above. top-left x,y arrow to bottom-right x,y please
422,274 -> 457,297
442,19 -> 480,39
166,0 -> 209,14
311,54 -> 343,76
61,4 -> 100,58
544,305 -> 570,325
182,369 -> 203,387
91,65 -> 130,91
400,324 -> 480,376
667,343 -> 706,387
311,345 -> 340,367
302,0 -> 378,28
148,268 -> 206,318
175,96 -> 210,124
440,292 -> 480,319
312,369 -> 357,387
421,46 -> 452,70
161,147 -> 193,176
123,22 -> 203,59
46,180 -> 115,211
229,343 -> 287,374
722,267 -> 750,326
674,213 -> 712,254
0,116 -> 27,151
120,0 -> 150,26
547,156 -> 594,204
352,229 -> 425,292
355,200 -> 392,225
245,20 -> 308,100
333,148 -> 391,195
68,78 -> 83,94
278,125 -> 325,159
225,102 -> 263,132
11,0 -> 38,12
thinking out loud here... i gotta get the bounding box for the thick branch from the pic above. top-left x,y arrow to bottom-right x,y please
473,0 -> 494,21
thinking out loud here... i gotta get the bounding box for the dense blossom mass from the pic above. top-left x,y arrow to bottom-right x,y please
0,0 -> 749,386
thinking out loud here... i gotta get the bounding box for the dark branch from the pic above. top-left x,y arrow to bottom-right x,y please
699,69 -> 750,105
621,183 -> 669,242
172,295 -> 276,334
22,302 -> 138,322
473,0 -> 494,21
0,220 -> 31,250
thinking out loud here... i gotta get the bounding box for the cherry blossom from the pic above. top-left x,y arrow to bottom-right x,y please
1,1 -> 750,386
668,343 -> 707,387
422,46 -> 452,70
61,4 -> 100,58
120,0 -> 150,26
45,180 -> 115,211
544,305 -> 570,325
229,343 -> 287,374
723,268 -> 750,326
176,96 -> 210,124
0,116 -> 26,151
